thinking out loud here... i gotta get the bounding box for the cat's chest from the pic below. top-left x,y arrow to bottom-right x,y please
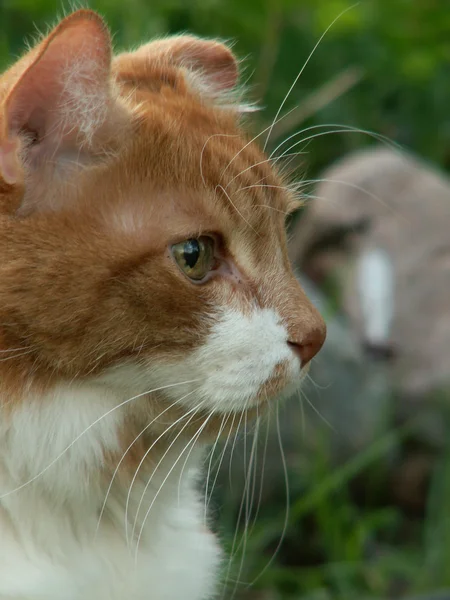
42,522 -> 220,600
0,488 -> 221,600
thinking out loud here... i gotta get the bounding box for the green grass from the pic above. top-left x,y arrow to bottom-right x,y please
214,405 -> 450,600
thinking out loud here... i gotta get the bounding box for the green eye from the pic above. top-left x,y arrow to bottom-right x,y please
171,236 -> 215,281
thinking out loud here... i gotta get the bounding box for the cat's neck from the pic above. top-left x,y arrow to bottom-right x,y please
0,378 -> 205,547
0,380 -> 220,600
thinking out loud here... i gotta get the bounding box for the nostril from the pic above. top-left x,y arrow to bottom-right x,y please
287,340 -> 320,366
288,326 -> 326,367
287,340 -> 304,362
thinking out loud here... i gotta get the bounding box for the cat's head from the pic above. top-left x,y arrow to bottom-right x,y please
0,11 -> 325,422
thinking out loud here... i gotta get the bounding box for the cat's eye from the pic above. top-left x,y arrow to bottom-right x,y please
171,236 -> 215,281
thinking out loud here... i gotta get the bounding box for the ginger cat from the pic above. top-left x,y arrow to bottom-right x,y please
0,10 -> 326,600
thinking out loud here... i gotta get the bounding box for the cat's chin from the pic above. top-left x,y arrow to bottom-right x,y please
160,363 -> 307,431
175,371 -> 309,442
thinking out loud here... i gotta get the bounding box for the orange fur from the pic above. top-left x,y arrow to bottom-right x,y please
0,10 -> 325,449
0,13 -> 327,597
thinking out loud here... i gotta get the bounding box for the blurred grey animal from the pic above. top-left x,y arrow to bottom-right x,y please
290,146 -> 450,401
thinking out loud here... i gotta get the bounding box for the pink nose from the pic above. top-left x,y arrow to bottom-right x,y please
288,326 -> 326,366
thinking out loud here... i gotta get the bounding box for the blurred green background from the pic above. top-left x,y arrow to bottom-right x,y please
1,0 -> 449,174
1,1 -> 449,599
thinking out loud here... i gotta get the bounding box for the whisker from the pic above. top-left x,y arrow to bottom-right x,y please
229,416 -> 260,600
300,388 -> 335,432
297,389 -> 306,436
181,412 -> 225,512
247,413 -> 260,525
222,411 -> 255,599
0,346 -> 33,353
215,184 -> 260,236
238,183 -> 293,194
224,157 -> 273,191
134,411 -> 214,564
263,4 -> 360,151
205,411 -> 238,515
95,393 -> 198,537
200,133 -> 240,189
228,410 -> 246,492
246,405 -> 290,587
305,372 -> 332,392
218,105 -> 299,182
0,379 -> 200,499
203,411 -> 230,522
254,204 -> 291,215
248,409 -> 270,537
223,153 -> 305,191
178,413 -> 227,525
126,393 -> 204,546
0,349 -> 35,362
295,177 -> 410,223
271,122 -> 402,159
235,187 -> 297,211
234,150 -> 305,193
129,405 -> 201,549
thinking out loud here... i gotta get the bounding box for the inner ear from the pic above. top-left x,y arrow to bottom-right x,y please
0,10 -> 112,186
19,109 -> 45,149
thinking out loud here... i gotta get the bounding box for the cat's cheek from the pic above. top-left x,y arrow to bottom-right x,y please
156,306 -> 302,413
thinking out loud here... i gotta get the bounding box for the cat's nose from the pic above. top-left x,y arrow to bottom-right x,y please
288,325 -> 326,366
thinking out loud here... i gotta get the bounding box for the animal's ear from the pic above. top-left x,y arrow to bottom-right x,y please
0,10 -> 113,186
113,36 -> 239,101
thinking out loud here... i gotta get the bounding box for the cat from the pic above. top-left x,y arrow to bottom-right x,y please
0,9 -> 326,600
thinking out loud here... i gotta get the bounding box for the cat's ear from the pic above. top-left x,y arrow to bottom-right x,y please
113,36 -> 239,102
0,10 -> 113,186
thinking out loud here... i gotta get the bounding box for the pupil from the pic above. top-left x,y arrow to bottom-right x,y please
183,239 -> 200,268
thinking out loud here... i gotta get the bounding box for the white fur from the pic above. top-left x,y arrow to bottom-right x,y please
0,383 -> 221,600
151,307 -> 299,412
101,307 -> 301,414
357,247 -> 394,345
0,306 -> 302,599
59,52 -> 109,145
